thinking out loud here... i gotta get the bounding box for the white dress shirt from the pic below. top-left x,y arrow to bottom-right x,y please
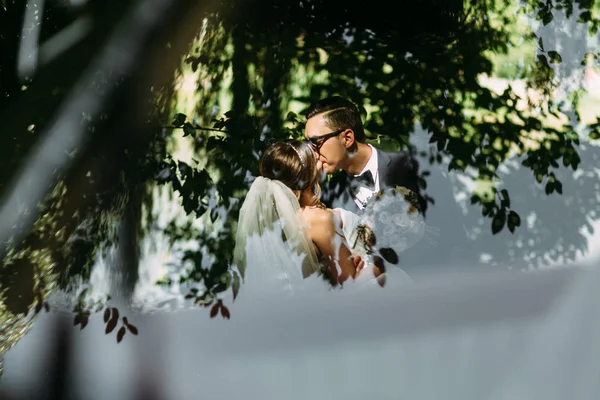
352,144 -> 380,210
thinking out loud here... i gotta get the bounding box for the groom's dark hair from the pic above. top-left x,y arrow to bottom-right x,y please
304,96 -> 366,143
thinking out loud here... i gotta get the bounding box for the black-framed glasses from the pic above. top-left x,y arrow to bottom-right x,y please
306,129 -> 345,152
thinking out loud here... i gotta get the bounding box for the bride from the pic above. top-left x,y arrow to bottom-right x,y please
232,139 -> 384,296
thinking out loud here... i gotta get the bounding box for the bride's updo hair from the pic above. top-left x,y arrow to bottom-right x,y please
259,139 -> 324,208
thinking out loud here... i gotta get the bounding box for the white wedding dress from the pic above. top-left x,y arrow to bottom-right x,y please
232,177 -> 412,298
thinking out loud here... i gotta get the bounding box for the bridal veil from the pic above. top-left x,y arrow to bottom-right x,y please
232,177 -> 322,296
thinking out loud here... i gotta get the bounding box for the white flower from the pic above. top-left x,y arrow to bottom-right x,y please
358,186 -> 426,263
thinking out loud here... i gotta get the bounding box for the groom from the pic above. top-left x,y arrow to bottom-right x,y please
304,95 -> 423,213
303,95 -> 471,277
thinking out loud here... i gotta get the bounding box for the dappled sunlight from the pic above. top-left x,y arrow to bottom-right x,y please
2,0 -> 600,391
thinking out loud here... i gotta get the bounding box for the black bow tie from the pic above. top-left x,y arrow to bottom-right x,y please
349,170 -> 375,191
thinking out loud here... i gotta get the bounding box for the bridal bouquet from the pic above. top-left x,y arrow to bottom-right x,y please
354,185 -> 426,265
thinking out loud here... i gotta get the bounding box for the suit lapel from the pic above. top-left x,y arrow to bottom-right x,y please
376,148 -> 392,188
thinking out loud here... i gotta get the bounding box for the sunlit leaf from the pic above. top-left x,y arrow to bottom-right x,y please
547,51 -> 562,64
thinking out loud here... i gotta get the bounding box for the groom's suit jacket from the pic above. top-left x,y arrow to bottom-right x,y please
322,148 -> 423,214
321,147 -> 474,277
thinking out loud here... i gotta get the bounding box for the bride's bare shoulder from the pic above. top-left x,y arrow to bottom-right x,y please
301,206 -> 335,225
301,207 -> 343,235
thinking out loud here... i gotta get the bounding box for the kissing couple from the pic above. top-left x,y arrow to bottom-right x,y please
232,96 -> 427,297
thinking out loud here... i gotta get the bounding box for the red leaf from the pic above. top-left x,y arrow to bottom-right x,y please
103,308 -> 111,323
210,303 -> 219,318
117,326 -> 126,343
105,316 -> 118,334
111,308 -> 119,321
126,323 -> 138,335
221,306 -> 231,320
80,316 -> 89,330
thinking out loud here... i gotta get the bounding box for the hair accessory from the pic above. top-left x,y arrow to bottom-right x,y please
286,142 -> 304,167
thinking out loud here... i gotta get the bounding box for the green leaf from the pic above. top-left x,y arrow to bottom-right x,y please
286,111 -> 298,122
232,273 -> 241,301
545,181 -> 554,195
177,161 -> 190,177
507,210 -> 521,233
196,205 -> 207,217
172,113 -> 186,127
535,173 -> 544,183
210,208 -> 219,223
578,10 -> 592,23
589,130 -> 600,140
500,189 -> 510,208
547,51 -> 562,64
554,180 -> 563,195
206,137 -> 219,152
183,122 -> 196,137
491,209 -> 506,235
